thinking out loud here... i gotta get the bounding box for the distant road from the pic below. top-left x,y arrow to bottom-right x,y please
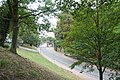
38,44 -> 116,80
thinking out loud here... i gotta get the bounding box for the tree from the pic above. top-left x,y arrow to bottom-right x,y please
18,16 -> 40,47
54,12 -> 73,51
6,0 -> 19,53
5,0 -> 55,53
56,0 -> 120,80
21,32 -> 40,47
0,1 -> 11,46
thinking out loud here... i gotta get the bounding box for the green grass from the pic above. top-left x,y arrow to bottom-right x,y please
17,48 -> 81,80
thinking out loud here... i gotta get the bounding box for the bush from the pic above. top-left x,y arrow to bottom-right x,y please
2,44 -> 9,48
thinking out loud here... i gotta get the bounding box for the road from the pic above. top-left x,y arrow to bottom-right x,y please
38,44 -> 118,80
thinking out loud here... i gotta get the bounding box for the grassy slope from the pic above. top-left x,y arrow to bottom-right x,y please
18,48 -> 81,80
0,47 -> 66,80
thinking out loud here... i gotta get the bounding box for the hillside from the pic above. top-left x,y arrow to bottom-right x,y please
0,47 -> 66,80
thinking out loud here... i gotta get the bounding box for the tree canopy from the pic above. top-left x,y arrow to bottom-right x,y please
55,0 -> 120,80
0,0 -> 55,53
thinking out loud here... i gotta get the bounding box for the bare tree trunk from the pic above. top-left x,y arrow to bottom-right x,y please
54,42 -> 57,51
7,0 -> 19,53
10,20 -> 19,53
99,67 -> 103,80
0,13 -> 11,46
98,55 -> 103,80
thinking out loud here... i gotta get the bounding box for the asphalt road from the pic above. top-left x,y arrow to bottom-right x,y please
38,44 -> 117,80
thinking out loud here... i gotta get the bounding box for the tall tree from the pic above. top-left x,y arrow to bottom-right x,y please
54,12 -> 73,51
6,0 -> 54,53
7,0 -> 19,53
56,0 -> 120,80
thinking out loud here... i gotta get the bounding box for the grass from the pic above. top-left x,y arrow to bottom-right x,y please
17,48 -> 81,80
0,47 -> 65,80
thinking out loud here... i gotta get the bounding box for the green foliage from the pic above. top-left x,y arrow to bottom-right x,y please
21,32 -> 40,47
67,0 -> 120,70
2,44 -> 10,48
47,37 -> 55,42
18,12 -> 40,47
55,0 -> 78,12
0,0 -> 55,52
17,36 -> 23,46
116,77 -> 120,80
54,12 -> 73,50
70,61 -> 82,69
5,0 -> 56,53
56,0 -> 120,79
39,19 -> 51,31
20,0 -> 35,4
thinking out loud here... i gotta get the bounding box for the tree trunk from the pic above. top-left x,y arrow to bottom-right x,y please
98,65 -> 103,80
54,42 -> 57,51
7,0 -> 19,54
95,0 -> 103,79
0,13 -> 11,46
97,48 -> 103,80
10,20 -> 19,53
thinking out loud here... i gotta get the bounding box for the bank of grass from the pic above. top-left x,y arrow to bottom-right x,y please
0,47 -> 65,80
18,48 -> 81,80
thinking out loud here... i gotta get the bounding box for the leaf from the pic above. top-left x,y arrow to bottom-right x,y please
70,60 -> 82,69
